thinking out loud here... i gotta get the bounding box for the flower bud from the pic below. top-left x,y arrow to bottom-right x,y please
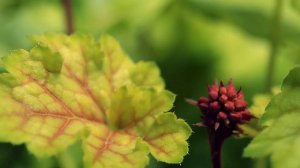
193,80 -> 255,136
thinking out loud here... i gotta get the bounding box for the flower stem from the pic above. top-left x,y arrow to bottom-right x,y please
61,0 -> 74,35
208,129 -> 225,168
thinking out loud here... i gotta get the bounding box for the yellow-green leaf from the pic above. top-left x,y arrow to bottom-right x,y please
108,86 -> 175,130
0,34 -> 191,168
244,67 -> 300,168
143,113 -> 191,163
130,61 -> 165,90
249,87 -> 280,118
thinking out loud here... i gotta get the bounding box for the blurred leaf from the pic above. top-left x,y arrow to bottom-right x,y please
56,142 -> 83,168
186,0 -> 300,42
0,2 -> 64,52
249,87 -> 280,118
241,87 -> 281,137
244,67 -> 300,168
291,0 -> 300,13
250,95 -> 272,118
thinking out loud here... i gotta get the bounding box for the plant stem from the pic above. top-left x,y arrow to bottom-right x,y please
254,158 -> 268,168
265,0 -> 283,92
62,0 -> 74,35
208,129 -> 225,168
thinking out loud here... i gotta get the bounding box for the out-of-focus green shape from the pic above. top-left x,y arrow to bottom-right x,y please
250,95 -> 272,119
291,0 -> 300,14
186,0 -> 300,41
0,34 -> 191,168
250,87 -> 281,118
0,1 -> 64,57
240,87 -> 281,137
244,67 -> 300,168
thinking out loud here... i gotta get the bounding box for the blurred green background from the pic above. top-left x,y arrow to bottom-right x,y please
1,0 -> 300,167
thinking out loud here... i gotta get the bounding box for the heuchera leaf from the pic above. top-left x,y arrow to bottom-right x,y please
249,94 -> 271,119
244,67 -> 300,168
0,34 -> 191,168
249,87 -> 280,119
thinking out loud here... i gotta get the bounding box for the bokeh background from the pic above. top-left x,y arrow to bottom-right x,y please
1,0 -> 300,167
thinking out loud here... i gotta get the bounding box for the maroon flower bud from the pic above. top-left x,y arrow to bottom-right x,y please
187,80 -> 255,168
214,122 -> 220,130
226,80 -> 237,98
237,91 -> 244,99
240,110 -> 253,121
199,97 -> 210,103
219,87 -> 227,95
199,103 -> 208,108
224,101 -> 235,111
230,112 -> 242,120
219,95 -> 228,103
234,99 -> 247,110
190,80 -> 255,137
209,101 -> 220,111
218,112 -> 227,120
209,82 -> 219,92
209,90 -> 219,100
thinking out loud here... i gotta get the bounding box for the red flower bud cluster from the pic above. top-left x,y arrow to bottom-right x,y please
195,80 -> 254,137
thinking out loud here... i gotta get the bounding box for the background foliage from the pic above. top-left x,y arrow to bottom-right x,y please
1,0 -> 300,168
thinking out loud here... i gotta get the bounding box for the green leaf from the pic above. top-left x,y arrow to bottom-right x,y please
249,94 -> 271,119
249,87 -> 280,118
130,62 -> 165,90
186,0 -> 300,42
0,34 -> 191,168
291,0 -> 300,14
31,45 -> 63,73
143,113 -> 191,163
108,86 -> 175,130
244,67 -> 300,168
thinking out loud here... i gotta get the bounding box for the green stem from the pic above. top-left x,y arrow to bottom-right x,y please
62,0 -> 74,35
265,0 -> 283,92
254,158 -> 268,168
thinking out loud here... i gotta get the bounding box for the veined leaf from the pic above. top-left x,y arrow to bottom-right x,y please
244,67 -> 300,168
0,34 -> 191,168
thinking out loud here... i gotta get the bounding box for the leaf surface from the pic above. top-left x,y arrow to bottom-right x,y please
0,34 -> 191,168
244,67 -> 300,168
